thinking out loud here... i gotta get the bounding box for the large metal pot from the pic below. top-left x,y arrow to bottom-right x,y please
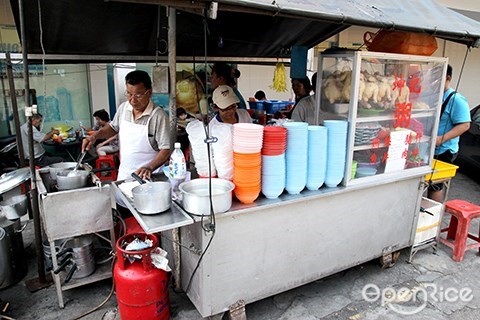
56,170 -> 89,190
48,162 -> 78,180
179,178 -> 235,215
132,181 -> 171,214
0,194 -> 28,220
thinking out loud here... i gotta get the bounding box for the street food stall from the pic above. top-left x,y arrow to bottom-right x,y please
7,0 -> 480,318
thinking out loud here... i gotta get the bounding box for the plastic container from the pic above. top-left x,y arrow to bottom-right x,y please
424,159 -> 458,181
169,142 -> 186,180
248,101 -> 265,110
264,100 -> 294,114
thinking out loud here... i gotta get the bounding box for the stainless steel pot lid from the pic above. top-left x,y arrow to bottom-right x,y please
0,168 -> 31,195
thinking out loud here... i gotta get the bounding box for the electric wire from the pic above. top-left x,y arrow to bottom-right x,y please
37,0 -> 47,99
183,12 -> 217,294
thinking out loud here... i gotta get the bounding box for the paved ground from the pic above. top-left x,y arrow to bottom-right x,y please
1,170 -> 479,320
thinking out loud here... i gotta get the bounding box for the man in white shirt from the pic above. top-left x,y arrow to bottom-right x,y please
20,114 -> 63,167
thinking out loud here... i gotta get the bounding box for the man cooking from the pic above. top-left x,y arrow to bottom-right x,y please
82,70 -> 170,181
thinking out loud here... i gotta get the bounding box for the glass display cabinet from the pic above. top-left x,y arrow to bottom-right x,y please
318,51 -> 448,186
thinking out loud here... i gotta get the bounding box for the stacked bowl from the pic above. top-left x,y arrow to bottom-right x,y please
324,120 -> 348,187
306,126 -> 328,190
186,120 -> 216,177
261,126 -> 287,199
211,123 -> 234,180
232,123 -> 264,203
283,122 -> 309,194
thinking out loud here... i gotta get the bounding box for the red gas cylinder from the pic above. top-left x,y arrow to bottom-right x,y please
114,233 -> 170,320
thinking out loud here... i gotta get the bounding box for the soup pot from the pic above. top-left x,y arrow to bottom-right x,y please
48,162 -> 78,180
0,194 -> 28,220
132,182 -> 171,214
56,170 -> 89,190
179,178 -> 235,215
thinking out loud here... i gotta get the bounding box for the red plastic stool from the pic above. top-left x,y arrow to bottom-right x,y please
95,154 -> 118,181
439,199 -> 480,262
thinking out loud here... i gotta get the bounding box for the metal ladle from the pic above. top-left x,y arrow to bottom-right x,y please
67,151 -> 86,177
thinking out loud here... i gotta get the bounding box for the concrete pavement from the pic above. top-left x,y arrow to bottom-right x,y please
1,171 -> 479,319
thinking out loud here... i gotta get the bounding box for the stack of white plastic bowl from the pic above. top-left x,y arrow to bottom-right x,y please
186,120 -> 216,177
306,125 -> 328,190
283,122 -> 309,194
232,123 -> 264,204
324,120 -> 348,187
261,126 -> 287,199
210,123 -> 233,180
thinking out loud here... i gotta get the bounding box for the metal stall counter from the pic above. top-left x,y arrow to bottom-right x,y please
36,168 -> 116,308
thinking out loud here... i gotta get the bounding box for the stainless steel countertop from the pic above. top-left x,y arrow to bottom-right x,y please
112,166 -> 429,233
112,180 -> 195,233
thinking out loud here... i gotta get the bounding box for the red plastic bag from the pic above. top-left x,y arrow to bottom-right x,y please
364,30 -> 438,56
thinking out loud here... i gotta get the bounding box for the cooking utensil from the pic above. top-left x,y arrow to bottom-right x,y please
73,151 -> 86,172
131,173 -> 171,214
179,178 -> 235,215
56,170 -> 89,190
0,194 -> 28,220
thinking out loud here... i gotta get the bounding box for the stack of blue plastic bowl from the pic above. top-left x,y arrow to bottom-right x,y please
306,125 -> 328,190
324,120 -> 348,187
261,153 -> 286,199
283,122 -> 309,194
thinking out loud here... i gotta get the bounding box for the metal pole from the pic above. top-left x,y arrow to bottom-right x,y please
168,6 -> 181,292
5,52 -> 26,166
18,0 -> 48,287
168,6 -> 177,146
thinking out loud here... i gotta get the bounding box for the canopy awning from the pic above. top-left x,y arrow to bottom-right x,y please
9,0 -> 480,62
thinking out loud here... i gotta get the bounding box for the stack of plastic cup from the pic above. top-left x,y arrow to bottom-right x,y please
283,122 -> 309,194
211,123 -> 233,180
232,123 -> 264,204
261,126 -> 287,199
186,120 -> 216,177
306,125 -> 328,190
323,120 -> 348,187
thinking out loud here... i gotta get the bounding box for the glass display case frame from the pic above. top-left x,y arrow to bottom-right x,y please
317,51 -> 448,187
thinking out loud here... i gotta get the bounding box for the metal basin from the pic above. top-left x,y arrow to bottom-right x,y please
179,178 -> 235,215
56,170 -> 89,190
0,195 -> 28,220
132,181 -> 171,214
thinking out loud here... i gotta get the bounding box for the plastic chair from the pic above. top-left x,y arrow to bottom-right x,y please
439,199 -> 480,262
95,152 -> 119,181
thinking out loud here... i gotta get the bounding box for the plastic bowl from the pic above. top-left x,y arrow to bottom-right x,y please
355,167 -> 377,178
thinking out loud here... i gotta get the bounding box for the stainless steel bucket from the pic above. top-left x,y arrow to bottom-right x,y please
0,194 -> 28,220
0,216 -> 27,289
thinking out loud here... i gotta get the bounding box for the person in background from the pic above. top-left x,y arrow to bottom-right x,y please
292,73 -> 345,125
209,85 -> 252,126
20,113 -> 63,166
82,70 -> 170,181
286,77 -> 312,119
90,109 -> 119,156
428,64 -> 471,202
254,90 -> 267,101
211,62 -> 248,110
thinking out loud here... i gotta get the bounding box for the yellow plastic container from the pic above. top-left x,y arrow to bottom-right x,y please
424,159 -> 458,181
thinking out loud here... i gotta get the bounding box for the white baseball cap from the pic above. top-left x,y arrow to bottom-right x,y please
212,85 -> 240,109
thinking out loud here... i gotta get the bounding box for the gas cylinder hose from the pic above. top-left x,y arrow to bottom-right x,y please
71,256 -> 117,319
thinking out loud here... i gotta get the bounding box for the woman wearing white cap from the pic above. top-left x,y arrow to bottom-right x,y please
209,85 -> 252,126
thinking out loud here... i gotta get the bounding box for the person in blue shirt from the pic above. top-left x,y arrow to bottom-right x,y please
210,62 -> 248,110
428,64 -> 471,202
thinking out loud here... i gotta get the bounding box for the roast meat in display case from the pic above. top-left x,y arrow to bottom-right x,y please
318,51 -> 447,185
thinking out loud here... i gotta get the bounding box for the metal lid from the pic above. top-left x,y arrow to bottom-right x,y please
0,168 -> 31,194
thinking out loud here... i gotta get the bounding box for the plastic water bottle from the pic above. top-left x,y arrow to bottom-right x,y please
169,142 -> 186,180
79,121 -> 86,138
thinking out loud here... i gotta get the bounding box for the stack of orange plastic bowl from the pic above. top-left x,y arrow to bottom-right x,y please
232,123 -> 264,204
261,126 -> 287,199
